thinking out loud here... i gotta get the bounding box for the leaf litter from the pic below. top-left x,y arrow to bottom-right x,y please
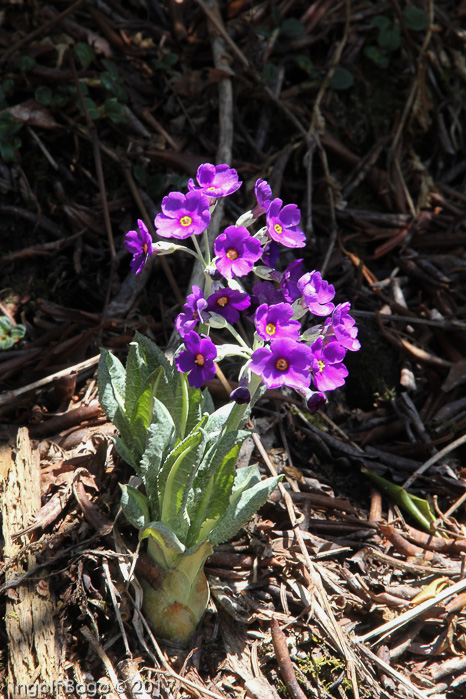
1,1 -> 466,697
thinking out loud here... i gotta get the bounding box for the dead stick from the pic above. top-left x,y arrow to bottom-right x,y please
271,618 -> 307,699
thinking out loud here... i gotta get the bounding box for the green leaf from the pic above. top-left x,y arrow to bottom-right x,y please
371,15 -> 400,52
209,471 -> 282,546
140,400 -> 177,518
18,56 -> 36,72
362,469 -> 442,535
152,52 -> 179,71
187,431 -> 250,546
294,55 -> 316,77
280,18 -> 305,37
97,348 -> 126,423
364,45 -> 389,69
35,85 -> 53,106
74,42 -> 95,69
159,424 -> 207,540
114,436 -> 139,470
82,96 -> 100,120
0,114 -> 22,141
140,521 -> 185,568
103,97 -> 128,123
120,483 -> 150,529
403,7 -> 429,31
0,141 -> 18,163
329,67 -> 354,90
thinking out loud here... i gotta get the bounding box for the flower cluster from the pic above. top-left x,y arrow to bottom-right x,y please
124,163 -> 360,406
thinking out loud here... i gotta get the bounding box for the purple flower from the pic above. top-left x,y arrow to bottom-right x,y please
175,285 -> 208,337
124,219 -> 153,274
214,225 -> 262,278
230,378 -> 251,405
253,178 -> 273,216
310,338 -> 348,392
255,303 -> 301,341
280,259 -> 304,302
261,240 -> 280,268
207,288 -> 250,324
175,332 -> 217,388
298,271 -> 335,316
251,281 -> 284,308
155,190 -> 211,240
324,303 -> 360,351
266,198 -> 306,248
250,338 -> 313,391
188,163 -> 241,198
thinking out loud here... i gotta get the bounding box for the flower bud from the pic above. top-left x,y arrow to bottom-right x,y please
204,263 -> 223,281
306,391 -> 326,413
230,385 -> 251,404
153,241 -> 177,255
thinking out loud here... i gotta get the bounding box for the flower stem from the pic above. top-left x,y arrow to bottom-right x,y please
191,235 -> 206,266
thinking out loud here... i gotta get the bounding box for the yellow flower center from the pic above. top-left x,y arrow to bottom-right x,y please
195,353 -> 205,366
276,358 -> 288,371
206,186 -> 216,191
217,296 -> 228,307
318,359 -> 325,373
274,223 -> 283,235
227,249 -> 239,260
266,323 -> 276,336
142,243 -> 148,254
180,215 -> 192,227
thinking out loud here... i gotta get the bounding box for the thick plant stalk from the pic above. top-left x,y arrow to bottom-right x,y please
140,537 -> 213,642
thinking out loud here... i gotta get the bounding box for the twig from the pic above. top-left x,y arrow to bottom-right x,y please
271,618 -> 307,699
402,433 -> 466,490
81,626 -> 129,699
0,0 -> 87,65
103,559 -> 131,657
0,355 -> 100,407
358,577 -> 466,643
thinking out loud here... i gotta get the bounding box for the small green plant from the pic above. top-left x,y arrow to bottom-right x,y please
98,333 -> 280,641
364,8 -> 430,69
0,317 -> 26,350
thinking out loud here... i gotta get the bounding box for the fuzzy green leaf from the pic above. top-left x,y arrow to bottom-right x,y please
209,472 -> 281,546
186,431 -> 250,546
97,349 -> 127,425
120,484 -> 150,529
159,422 -> 208,540
140,521 -> 185,568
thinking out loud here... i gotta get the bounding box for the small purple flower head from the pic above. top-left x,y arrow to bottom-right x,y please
306,390 -> 326,413
155,190 -> 211,240
206,288 -> 251,324
253,178 -> 273,216
188,163 -> 242,198
266,198 -> 306,248
214,225 -> 262,278
280,259 -> 304,302
124,219 -> 153,274
298,271 -> 335,316
255,302 -> 301,342
310,338 -> 348,392
250,338 -> 313,391
261,240 -> 281,268
251,281 -> 284,308
230,377 -> 251,405
175,331 -> 217,388
175,285 -> 208,337
324,303 -> 361,351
